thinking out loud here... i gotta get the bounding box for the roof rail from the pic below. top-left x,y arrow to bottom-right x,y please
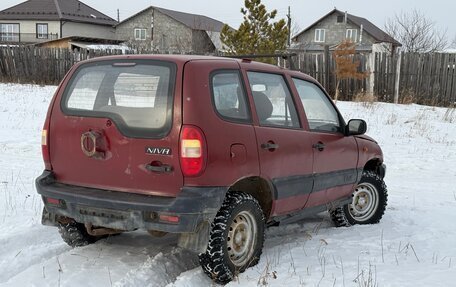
223,53 -> 298,70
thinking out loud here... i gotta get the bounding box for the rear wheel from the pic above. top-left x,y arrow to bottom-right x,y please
58,221 -> 98,247
331,171 -> 387,227
199,192 -> 265,284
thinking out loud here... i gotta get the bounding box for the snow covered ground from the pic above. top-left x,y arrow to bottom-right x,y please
0,83 -> 455,287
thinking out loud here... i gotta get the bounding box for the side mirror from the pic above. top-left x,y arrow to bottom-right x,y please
346,119 -> 367,136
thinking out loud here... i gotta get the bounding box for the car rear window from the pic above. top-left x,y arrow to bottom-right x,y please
61,60 -> 176,138
211,71 -> 251,123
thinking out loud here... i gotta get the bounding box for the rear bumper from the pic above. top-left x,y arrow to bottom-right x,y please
35,171 -> 227,233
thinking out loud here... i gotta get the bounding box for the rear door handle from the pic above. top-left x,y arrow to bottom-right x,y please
312,142 -> 325,151
146,163 -> 173,173
261,142 -> 279,151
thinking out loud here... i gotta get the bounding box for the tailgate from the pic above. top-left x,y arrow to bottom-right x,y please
49,59 -> 183,197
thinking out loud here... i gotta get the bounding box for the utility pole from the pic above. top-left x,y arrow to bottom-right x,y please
117,9 -> 120,22
287,6 -> 291,47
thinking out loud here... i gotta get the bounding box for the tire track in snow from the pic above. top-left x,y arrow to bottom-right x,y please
113,248 -> 199,287
1,232 -> 198,287
0,226 -> 70,284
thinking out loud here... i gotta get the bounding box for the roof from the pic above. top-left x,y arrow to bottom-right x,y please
117,6 -> 225,32
289,42 -> 373,52
0,0 -> 117,26
35,36 -> 123,46
293,9 -> 401,46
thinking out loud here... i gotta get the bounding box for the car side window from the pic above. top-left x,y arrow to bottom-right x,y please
247,72 -> 300,128
292,78 -> 341,133
211,71 -> 250,122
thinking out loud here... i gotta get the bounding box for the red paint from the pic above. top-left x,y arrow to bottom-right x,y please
42,55 -> 384,221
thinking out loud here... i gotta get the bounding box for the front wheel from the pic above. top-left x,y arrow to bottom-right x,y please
199,192 -> 265,284
331,171 -> 388,227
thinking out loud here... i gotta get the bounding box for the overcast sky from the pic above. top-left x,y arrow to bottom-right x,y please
1,0 -> 454,41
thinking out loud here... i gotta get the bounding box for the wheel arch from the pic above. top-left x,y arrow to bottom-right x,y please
227,176 -> 274,220
363,158 -> 385,178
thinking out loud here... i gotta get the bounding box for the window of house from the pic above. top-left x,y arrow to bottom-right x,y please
0,23 -> 19,42
314,29 -> 325,43
247,72 -> 300,128
337,16 -> 344,23
346,29 -> 358,42
36,24 -> 48,39
134,28 -> 146,40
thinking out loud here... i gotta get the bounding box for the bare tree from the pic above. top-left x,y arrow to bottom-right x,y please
290,19 -> 301,39
385,9 -> 448,52
451,35 -> 456,48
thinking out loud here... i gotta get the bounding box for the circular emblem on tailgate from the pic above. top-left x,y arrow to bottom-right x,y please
81,131 -> 97,157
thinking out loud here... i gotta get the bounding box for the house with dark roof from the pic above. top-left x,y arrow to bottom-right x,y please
291,9 -> 401,53
0,0 -> 117,44
115,6 -> 225,54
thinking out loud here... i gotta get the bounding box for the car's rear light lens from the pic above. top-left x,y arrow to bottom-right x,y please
41,129 -> 52,170
180,125 -> 206,177
45,197 -> 66,208
159,214 -> 180,224
41,130 -> 47,146
46,197 -> 60,205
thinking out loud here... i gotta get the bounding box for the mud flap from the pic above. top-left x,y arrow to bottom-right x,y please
41,207 -> 59,227
177,221 -> 210,253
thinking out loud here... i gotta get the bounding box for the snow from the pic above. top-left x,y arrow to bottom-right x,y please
0,83 -> 455,286
85,44 -> 131,53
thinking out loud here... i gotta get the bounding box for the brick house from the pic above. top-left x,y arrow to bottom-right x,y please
115,6 -> 225,54
0,0 -> 117,44
292,8 -> 401,53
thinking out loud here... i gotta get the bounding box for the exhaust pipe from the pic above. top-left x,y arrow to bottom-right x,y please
85,223 -> 123,236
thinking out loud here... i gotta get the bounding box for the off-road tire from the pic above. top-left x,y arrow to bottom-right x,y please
199,192 -> 265,285
58,221 -> 98,247
331,171 -> 387,227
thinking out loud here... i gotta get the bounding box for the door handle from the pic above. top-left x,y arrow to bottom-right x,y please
312,142 -> 325,151
146,162 -> 173,173
261,142 -> 279,151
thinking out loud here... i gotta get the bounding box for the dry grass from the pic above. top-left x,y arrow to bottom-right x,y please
406,109 -> 431,138
353,263 -> 378,287
398,89 -> 416,105
443,104 -> 456,123
353,92 -> 378,109
385,113 -> 398,125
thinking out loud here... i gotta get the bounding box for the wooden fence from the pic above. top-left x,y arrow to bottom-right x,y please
292,51 -> 368,101
290,50 -> 456,106
0,47 -> 125,85
0,46 -> 455,106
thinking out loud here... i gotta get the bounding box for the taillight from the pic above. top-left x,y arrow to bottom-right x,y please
41,125 -> 52,170
158,214 -> 180,224
180,125 -> 207,177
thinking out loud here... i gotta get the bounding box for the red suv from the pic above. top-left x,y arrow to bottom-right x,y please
36,55 -> 387,284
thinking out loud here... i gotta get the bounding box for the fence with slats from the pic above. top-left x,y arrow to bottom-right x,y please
292,50 -> 456,106
398,53 -> 456,105
1,46 -> 455,106
0,47 -> 126,85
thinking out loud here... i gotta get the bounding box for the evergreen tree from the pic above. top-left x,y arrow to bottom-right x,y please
220,0 -> 288,64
